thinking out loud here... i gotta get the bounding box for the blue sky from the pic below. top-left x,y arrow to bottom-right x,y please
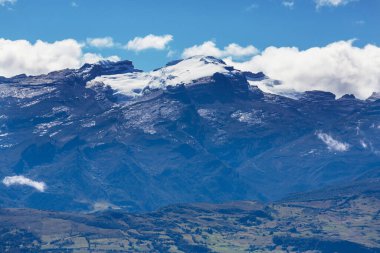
0,0 -> 378,70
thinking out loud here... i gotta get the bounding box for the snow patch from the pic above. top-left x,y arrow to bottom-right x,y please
360,139 -> 368,149
52,106 -> 70,113
20,100 -> 41,108
0,85 -> 56,99
247,79 -> 301,99
82,121 -> 96,128
231,110 -> 263,125
0,144 -> 14,149
197,108 -> 217,121
34,121 -> 62,136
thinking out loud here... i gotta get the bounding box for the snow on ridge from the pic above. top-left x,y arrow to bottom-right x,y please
0,85 -> 56,99
231,110 -> 263,125
247,78 -> 302,100
86,56 -> 235,97
2,175 -> 46,192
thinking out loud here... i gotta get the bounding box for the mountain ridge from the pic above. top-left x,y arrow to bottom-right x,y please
1,56 -> 378,101
0,56 -> 379,212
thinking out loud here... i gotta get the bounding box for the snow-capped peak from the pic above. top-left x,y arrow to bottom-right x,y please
86,56 -> 238,97
79,60 -> 135,80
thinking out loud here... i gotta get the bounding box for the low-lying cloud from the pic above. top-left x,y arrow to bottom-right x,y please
316,131 -> 350,152
225,40 -> 380,99
0,38 -> 119,77
2,175 -> 46,192
182,41 -> 258,59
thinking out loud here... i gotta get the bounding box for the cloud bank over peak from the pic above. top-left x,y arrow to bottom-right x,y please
224,40 -> 380,99
82,53 -> 120,64
182,41 -> 258,59
3,175 -> 46,192
0,38 -> 120,77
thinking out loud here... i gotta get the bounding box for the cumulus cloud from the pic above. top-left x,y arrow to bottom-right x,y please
81,53 -> 120,64
0,38 -> 120,77
182,41 -> 258,59
0,0 -> 16,6
0,38 -> 82,77
126,34 -> 173,52
225,40 -> 380,99
316,132 -> 349,152
282,0 -> 295,9
2,175 -> 46,192
86,37 -> 115,48
315,0 -> 355,8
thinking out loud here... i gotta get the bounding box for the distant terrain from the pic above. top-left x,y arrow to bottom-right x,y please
0,180 -> 379,252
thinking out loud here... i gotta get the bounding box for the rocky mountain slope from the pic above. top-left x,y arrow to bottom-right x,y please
0,56 -> 379,212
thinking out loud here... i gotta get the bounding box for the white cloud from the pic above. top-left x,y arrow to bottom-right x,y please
0,38 -> 121,77
86,37 -> 115,48
0,0 -> 16,6
126,34 -> 173,52
0,38 -> 82,77
182,41 -> 258,59
316,132 -> 349,152
282,0 -> 295,8
225,40 -> 380,99
82,53 -> 120,64
315,0 -> 355,8
3,175 -> 46,192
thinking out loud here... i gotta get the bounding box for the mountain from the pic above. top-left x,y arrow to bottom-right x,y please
0,56 -> 379,212
0,180 -> 379,252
